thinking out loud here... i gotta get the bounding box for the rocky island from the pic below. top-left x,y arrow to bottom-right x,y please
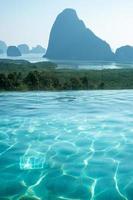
7,46 -> 22,57
18,44 -> 30,54
115,45 -> 133,62
45,9 -> 114,61
31,45 -> 46,54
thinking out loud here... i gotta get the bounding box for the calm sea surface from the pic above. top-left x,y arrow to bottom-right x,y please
0,90 -> 133,200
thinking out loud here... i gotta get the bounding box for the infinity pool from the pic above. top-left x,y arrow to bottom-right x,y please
0,91 -> 133,200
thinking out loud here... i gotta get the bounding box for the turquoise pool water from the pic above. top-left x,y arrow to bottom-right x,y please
0,91 -> 133,200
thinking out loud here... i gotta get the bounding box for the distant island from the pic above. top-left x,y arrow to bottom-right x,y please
44,9 -> 114,61
0,9 -> 133,62
30,45 -> 46,54
17,44 -> 46,54
0,8 -> 133,63
44,8 -> 133,63
18,44 -> 30,54
0,41 -> 45,57
115,45 -> 133,62
7,46 -> 22,57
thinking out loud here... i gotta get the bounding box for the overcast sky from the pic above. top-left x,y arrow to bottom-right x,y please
0,0 -> 133,51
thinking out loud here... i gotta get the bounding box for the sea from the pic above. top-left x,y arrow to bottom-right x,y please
0,53 -> 133,70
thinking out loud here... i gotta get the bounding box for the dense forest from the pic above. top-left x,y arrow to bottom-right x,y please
0,59 -> 133,91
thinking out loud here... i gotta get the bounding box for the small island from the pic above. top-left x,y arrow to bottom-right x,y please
18,44 -> 30,54
7,46 -> 22,57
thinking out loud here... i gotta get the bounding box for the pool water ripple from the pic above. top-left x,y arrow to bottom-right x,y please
0,90 -> 133,200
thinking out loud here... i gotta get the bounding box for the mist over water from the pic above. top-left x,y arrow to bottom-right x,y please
0,53 -> 46,63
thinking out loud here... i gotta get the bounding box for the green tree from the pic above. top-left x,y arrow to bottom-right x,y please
24,71 -> 40,89
0,73 -> 7,89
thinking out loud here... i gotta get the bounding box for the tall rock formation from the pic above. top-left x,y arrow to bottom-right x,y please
45,9 -> 114,61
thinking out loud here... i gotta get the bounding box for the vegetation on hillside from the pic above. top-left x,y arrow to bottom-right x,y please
0,60 -> 133,91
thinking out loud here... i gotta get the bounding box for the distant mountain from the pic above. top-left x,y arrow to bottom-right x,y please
31,45 -> 46,54
115,45 -> 133,62
45,8 -> 114,61
18,44 -> 30,54
7,46 -> 21,57
0,41 -> 7,53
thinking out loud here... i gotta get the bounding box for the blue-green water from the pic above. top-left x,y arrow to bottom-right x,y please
0,91 -> 133,200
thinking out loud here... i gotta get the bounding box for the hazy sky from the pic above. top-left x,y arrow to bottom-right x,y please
0,0 -> 133,51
